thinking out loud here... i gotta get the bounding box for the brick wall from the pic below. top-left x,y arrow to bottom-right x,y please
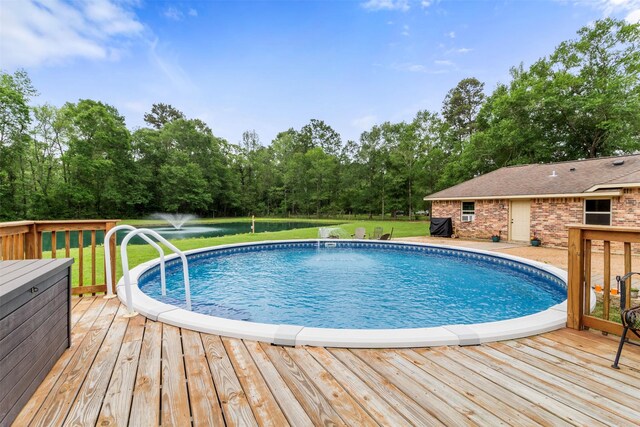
432,199 -> 510,240
530,197 -> 583,247
613,188 -> 640,227
432,188 -> 640,248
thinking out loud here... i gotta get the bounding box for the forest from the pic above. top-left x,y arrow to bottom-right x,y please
1,18 -> 639,221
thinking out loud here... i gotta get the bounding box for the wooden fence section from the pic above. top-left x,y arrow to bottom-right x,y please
0,220 -> 119,295
567,224 -> 640,335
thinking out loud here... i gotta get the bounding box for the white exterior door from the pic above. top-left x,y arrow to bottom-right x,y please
510,200 -> 531,242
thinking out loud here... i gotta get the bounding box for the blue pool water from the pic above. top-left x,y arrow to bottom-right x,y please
138,242 -> 566,329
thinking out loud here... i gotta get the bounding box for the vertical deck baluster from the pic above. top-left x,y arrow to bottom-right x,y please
584,239 -> 592,320
8,235 -> 14,259
78,230 -> 84,288
36,231 -> 42,258
91,230 -> 97,287
4,236 -> 9,259
106,222 -> 117,294
51,231 -> 57,259
17,233 -> 24,259
603,241 -> 611,321
65,230 -> 71,257
0,236 -> 4,259
624,242 -> 632,309
11,235 -> 18,259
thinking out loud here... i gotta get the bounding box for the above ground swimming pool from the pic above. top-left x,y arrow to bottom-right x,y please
118,240 -> 571,348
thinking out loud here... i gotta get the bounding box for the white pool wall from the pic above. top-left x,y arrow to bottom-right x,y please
117,239 -> 585,348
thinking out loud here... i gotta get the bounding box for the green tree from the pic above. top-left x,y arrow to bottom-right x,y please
440,18 -> 640,189
159,152 -> 211,212
353,125 -> 388,217
0,70 -> 37,219
539,18 -> 640,158
143,103 -> 185,129
27,104 -> 66,217
441,77 -> 485,152
58,99 -> 143,217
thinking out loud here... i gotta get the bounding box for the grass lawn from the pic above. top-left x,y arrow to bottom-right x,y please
592,294 -> 623,324
56,219 -> 429,287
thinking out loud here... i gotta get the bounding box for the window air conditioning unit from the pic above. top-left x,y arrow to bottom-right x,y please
461,214 -> 474,222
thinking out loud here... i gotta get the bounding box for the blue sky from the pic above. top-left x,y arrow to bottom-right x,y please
2,0 -> 639,145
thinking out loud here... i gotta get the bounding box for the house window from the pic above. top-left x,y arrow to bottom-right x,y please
584,199 -> 611,226
461,201 -> 475,222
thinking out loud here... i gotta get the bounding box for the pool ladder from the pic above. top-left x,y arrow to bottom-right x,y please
104,226 -> 192,316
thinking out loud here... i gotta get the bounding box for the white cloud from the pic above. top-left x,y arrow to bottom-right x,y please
402,24 -> 410,36
573,0 -> 640,23
391,62 -> 448,73
164,7 -> 183,21
454,47 -> 473,54
148,38 -> 194,92
421,1 -> 432,7
446,31 -> 456,38
122,100 -> 149,116
164,6 -> 199,21
434,59 -> 454,66
403,63 -> 427,72
627,8 -> 640,21
361,0 -> 410,12
352,115 -> 378,131
0,0 -> 143,68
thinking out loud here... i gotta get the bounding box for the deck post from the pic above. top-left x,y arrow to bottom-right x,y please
25,222 -> 38,259
567,227 -> 584,330
106,221 -> 118,294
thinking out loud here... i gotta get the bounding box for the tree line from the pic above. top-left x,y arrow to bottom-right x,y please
1,18 -> 639,221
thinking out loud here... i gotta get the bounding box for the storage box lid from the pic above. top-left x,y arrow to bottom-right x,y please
0,259 -> 74,301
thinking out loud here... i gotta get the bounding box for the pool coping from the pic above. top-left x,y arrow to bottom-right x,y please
116,239 -> 591,348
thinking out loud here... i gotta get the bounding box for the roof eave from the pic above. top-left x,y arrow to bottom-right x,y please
424,190 -> 623,201
584,182 -> 640,192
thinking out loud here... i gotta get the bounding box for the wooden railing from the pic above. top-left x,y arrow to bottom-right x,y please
0,220 -> 119,295
567,224 -> 639,335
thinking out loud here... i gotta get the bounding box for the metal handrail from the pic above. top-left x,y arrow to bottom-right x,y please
120,228 -> 191,315
104,225 -> 166,299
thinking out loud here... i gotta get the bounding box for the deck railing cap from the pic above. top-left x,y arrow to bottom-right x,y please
566,224 -> 640,232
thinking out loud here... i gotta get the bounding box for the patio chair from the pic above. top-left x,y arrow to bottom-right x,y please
612,272 -> 640,369
371,227 -> 383,240
351,227 -> 366,239
379,228 -> 394,241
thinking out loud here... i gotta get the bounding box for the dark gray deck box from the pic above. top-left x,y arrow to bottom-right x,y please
0,259 -> 73,426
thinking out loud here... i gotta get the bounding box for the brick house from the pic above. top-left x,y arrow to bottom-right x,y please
424,154 -> 640,247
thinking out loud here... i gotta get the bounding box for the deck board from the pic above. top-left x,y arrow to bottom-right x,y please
202,334 -> 258,426
183,329 -> 226,427
12,298 -> 640,426
351,348 -> 478,426
160,324 -> 191,427
222,337 -> 288,427
64,304 -> 130,426
96,313 -> 145,426
27,298 -> 120,427
128,319 -> 162,427
286,346 -> 378,427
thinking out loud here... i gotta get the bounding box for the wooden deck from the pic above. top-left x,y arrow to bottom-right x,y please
13,297 -> 640,427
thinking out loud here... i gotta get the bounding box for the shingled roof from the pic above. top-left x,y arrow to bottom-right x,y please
424,154 -> 640,200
